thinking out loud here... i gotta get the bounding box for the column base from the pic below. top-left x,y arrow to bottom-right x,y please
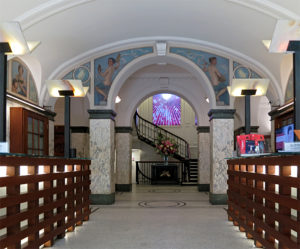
209,193 -> 228,205
197,184 -> 210,192
116,184 -> 132,192
90,193 -> 115,205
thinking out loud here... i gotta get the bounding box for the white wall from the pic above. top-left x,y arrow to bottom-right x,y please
234,95 -> 271,135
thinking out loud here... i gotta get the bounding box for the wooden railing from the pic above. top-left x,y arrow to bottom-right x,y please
0,154 -> 91,249
227,155 -> 300,249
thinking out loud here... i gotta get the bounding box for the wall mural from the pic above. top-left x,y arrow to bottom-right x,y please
94,47 -> 153,105
233,61 -> 262,79
62,62 -> 91,88
285,70 -> 293,103
7,58 -> 38,104
170,47 -> 230,106
153,93 -> 181,126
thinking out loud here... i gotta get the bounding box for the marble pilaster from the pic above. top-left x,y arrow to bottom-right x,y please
89,110 -> 116,204
197,126 -> 210,192
115,127 -> 133,192
208,109 -> 235,204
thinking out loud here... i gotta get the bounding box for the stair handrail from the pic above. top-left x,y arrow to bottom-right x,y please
134,111 -> 190,159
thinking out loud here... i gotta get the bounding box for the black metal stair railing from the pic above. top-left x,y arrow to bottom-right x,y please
134,111 -> 190,161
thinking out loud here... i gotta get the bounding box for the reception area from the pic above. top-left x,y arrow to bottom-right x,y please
0,1 -> 300,248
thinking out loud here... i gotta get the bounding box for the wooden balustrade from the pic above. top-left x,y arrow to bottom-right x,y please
227,155 -> 300,249
0,154 -> 91,249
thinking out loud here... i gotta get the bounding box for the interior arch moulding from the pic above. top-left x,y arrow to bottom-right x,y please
42,37 -> 284,108
115,88 -> 205,128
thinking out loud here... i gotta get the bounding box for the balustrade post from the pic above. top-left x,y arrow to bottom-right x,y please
75,164 -> 83,226
246,164 -> 254,239
265,165 -> 276,245
233,164 -> 240,227
27,165 -> 39,247
239,164 -> 247,232
83,164 -> 90,221
56,164 -> 65,239
254,165 -> 264,248
279,166 -> 291,249
67,164 -> 75,232
6,166 -> 21,249
44,165 -> 54,247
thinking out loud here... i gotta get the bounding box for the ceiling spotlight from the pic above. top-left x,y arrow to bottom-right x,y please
115,96 -> 121,103
205,97 -> 209,103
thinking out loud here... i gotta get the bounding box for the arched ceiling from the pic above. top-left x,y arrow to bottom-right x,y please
1,0 -> 299,105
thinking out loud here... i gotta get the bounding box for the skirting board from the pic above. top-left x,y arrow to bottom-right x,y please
197,184 -> 210,192
116,184 -> 132,192
209,193 -> 228,205
90,193 -> 115,205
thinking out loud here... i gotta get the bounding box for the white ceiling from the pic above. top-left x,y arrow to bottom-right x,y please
1,0 -> 299,105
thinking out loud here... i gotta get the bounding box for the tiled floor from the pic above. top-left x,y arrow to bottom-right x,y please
51,185 -> 256,249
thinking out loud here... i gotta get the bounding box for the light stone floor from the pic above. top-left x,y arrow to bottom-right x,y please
50,185 -> 257,249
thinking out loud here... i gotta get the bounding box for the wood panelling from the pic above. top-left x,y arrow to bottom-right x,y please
0,155 -> 91,249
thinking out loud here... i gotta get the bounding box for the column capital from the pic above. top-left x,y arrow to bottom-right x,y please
208,109 -> 235,120
115,126 -> 133,134
88,109 -> 117,120
197,126 -> 210,133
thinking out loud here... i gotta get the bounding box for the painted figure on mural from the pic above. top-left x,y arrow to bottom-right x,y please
202,57 -> 227,104
12,64 -> 27,97
95,54 -> 121,101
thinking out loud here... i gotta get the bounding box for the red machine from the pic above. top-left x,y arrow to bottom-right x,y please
237,134 -> 265,155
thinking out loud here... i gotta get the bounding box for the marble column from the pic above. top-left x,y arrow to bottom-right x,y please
208,109 -> 235,205
197,126 -> 210,192
88,110 -> 116,205
115,127 -> 133,192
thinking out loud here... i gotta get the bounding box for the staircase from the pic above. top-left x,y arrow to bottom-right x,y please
134,111 -> 198,184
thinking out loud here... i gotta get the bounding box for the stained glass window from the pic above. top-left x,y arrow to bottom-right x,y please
153,94 -> 181,126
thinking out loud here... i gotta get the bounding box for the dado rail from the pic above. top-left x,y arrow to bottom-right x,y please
227,154 -> 300,249
0,154 -> 91,249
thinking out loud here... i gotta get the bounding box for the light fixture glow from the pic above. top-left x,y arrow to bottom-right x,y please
162,93 -> 171,100
115,96 -> 121,103
228,79 -> 270,97
205,97 -> 209,103
0,22 -> 40,54
46,80 -> 88,97
262,40 -> 271,50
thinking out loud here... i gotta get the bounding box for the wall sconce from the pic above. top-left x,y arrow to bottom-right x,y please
46,80 -> 88,158
228,79 -> 270,134
0,21 -> 40,143
115,96 -> 121,103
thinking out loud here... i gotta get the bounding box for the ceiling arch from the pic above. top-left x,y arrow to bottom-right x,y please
1,0 -> 296,108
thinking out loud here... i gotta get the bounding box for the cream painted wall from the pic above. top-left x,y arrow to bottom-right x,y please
234,96 -> 271,135
54,97 -> 90,126
136,96 -> 198,159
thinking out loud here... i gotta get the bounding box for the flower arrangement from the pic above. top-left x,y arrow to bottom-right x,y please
155,133 -> 178,157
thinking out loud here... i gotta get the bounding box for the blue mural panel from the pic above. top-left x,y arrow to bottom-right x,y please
62,62 -> 91,87
94,47 -> 153,106
233,61 -> 262,79
170,47 -> 230,106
